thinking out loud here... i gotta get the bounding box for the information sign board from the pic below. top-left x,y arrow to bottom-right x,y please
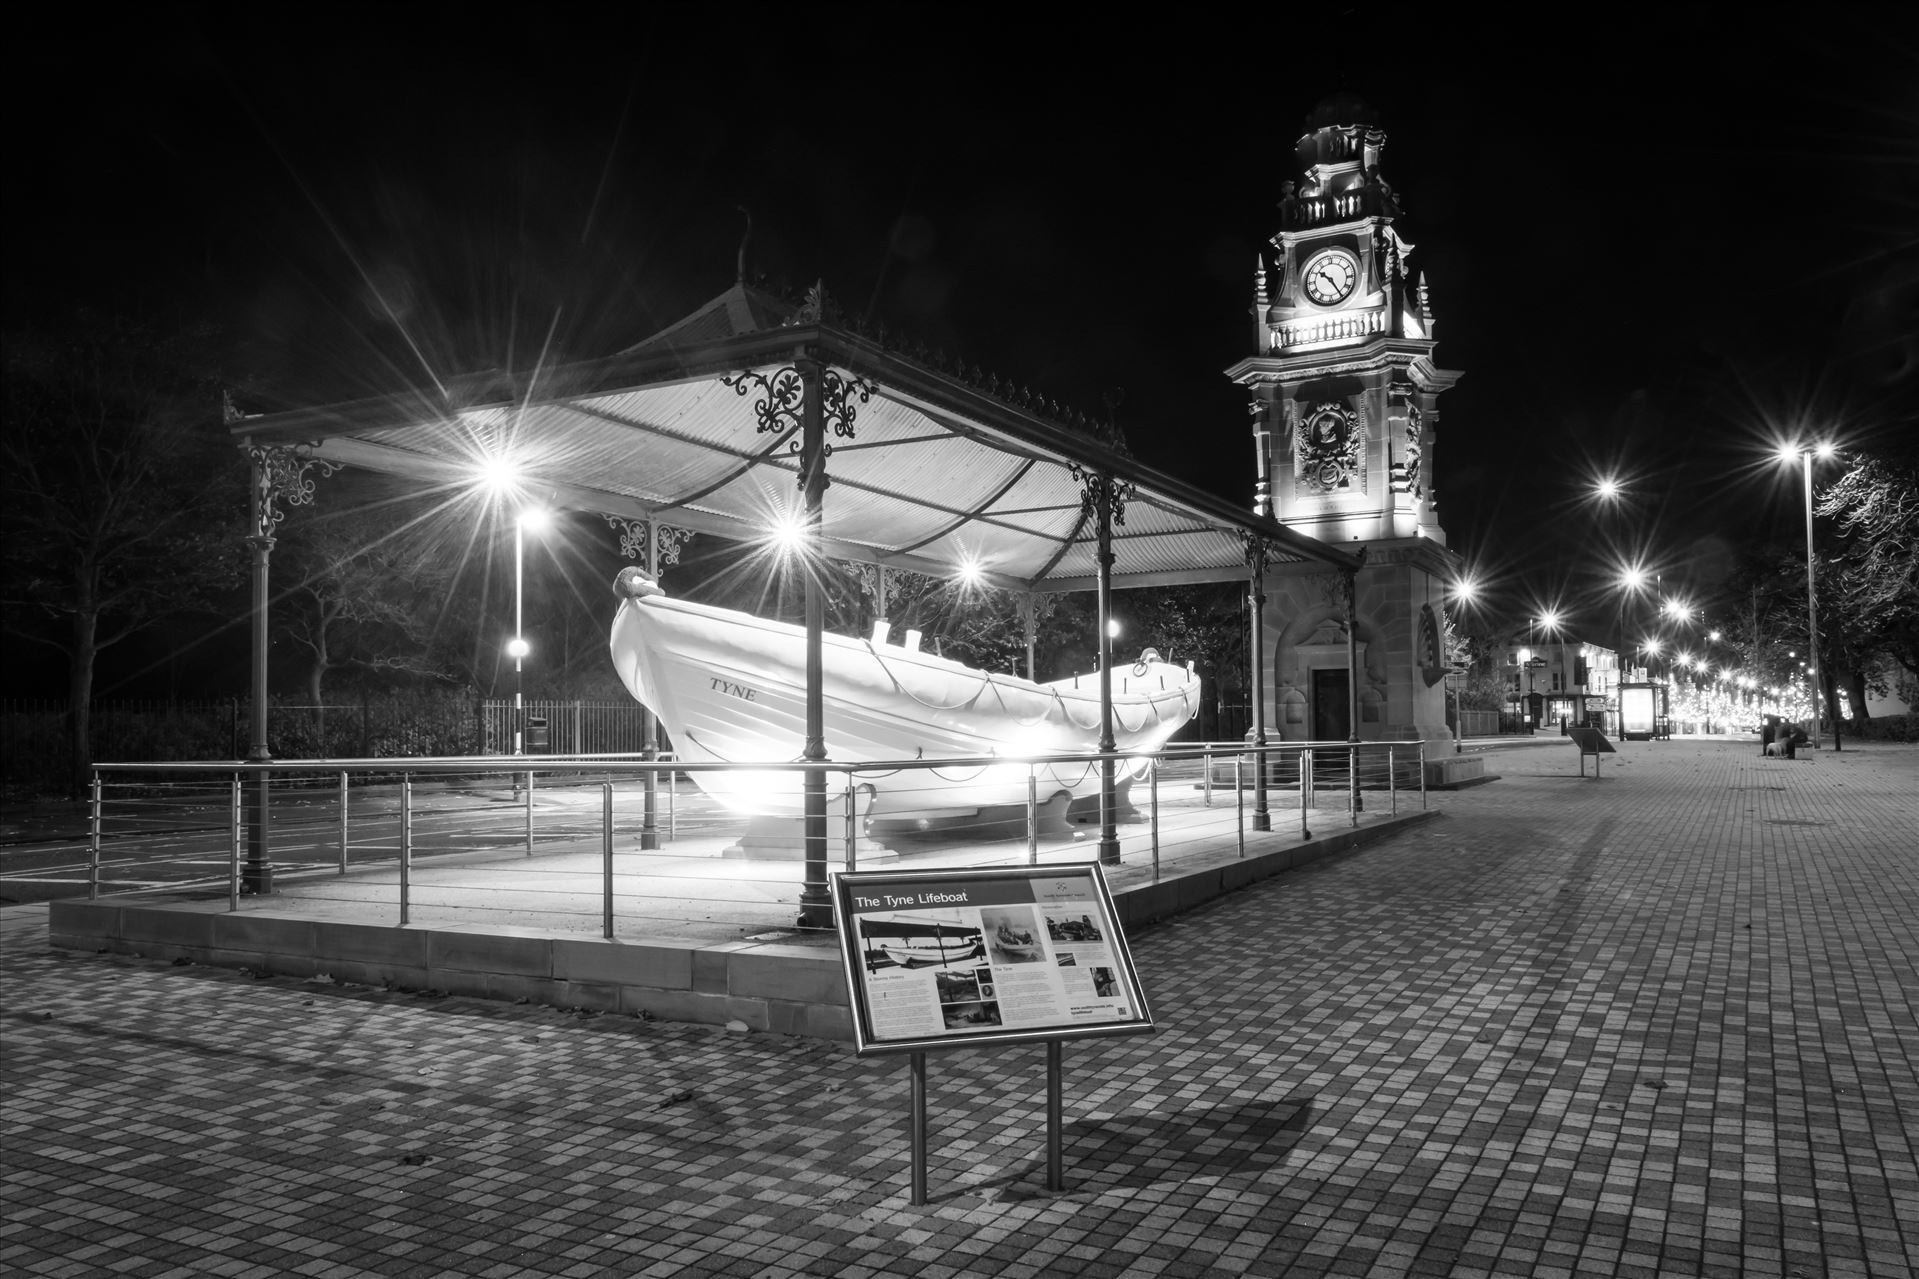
832,863 -> 1154,1056
1619,683 -> 1658,740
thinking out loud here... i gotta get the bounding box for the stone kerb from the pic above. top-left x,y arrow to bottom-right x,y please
48,811 -> 1433,1043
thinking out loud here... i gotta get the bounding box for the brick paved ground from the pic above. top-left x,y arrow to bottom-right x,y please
3,737 -> 1914,1278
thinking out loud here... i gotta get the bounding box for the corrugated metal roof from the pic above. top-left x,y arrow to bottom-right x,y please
235,288 -> 1361,590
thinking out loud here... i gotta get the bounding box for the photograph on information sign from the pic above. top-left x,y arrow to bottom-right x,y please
842,868 -> 1137,1045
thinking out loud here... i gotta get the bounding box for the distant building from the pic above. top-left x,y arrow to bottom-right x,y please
1487,637 -> 1629,732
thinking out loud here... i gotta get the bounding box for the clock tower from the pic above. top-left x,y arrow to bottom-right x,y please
1226,95 -> 1463,749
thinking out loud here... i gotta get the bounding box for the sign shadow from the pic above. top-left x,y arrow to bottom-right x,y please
960,1094 -> 1318,1203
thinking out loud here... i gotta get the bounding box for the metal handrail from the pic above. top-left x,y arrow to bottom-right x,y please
71,740 -> 1429,928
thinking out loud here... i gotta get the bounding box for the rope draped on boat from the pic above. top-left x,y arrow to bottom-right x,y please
860,641 -> 1194,737
682,727 -> 807,765
863,641 -> 995,713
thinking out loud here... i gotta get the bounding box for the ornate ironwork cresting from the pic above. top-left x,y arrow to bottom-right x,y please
723,365 -> 874,486
245,443 -> 340,541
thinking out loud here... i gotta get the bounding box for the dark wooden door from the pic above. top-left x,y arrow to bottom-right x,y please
1311,668 -> 1350,741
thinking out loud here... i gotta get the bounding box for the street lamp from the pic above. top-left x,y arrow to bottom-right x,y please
510,506 -> 550,755
1447,576 -> 1478,751
1778,441 -> 1837,749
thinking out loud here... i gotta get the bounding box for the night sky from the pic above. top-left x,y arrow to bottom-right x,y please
10,6 -> 1916,645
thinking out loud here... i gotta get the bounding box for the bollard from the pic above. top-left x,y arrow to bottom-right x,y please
338,771 -> 350,874
524,769 -> 535,856
1389,746 -> 1397,816
1420,742 -> 1428,809
603,782 -> 616,939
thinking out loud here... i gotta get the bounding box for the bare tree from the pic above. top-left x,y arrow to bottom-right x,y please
274,502 -> 458,716
2,315 -> 246,793
1818,450 -> 1919,682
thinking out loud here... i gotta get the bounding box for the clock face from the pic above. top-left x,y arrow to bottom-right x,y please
1302,250 -> 1358,305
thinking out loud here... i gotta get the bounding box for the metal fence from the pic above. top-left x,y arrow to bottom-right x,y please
1455,709 -> 1499,739
65,740 -> 1429,934
1,697 -> 655,797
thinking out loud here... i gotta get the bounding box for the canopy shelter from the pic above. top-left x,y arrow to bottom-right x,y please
231,281 -> 1362,925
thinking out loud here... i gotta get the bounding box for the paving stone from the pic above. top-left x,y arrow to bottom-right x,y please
3,738 -> 1916,1277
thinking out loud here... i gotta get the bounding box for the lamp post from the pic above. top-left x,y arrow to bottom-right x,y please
1447,576 -> 1477,753
1779,442 -> 1836,750
509,507 -> 549,755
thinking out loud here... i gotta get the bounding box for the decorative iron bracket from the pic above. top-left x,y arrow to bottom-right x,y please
245,442 -> 339,541
723,364 -> 876,488
1070,463 -> 1137,529
724,366 -> 805,437
1241,529 -> 1275,569
604,514 -> 694,568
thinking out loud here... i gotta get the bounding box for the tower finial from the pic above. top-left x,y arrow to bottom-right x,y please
735,206 -> 753,284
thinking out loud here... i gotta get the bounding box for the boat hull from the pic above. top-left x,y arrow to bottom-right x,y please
607,572 -> 1199,818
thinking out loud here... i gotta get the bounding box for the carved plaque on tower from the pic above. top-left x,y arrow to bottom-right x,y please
1292,399 -> 1366,495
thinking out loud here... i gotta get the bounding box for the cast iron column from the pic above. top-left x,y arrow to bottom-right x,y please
245,511 -> 274,894
1023,592 -> 1039,682
723,349 -> 872,932
1069,456 -> 1133,868
605,513 -> 694,850
1246,533 -> 1271,831
239,440 -> 336,894
798,356 -> 833,927
1095,508 -> 1118,865
640,522 -> 662,849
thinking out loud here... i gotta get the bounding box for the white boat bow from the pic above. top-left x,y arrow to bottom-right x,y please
608,567 -> 1200,818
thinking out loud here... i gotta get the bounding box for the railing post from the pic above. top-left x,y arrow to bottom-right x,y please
603,782 -> 615,940
1149,757 -> 1161,883
400,775 -> 412,927
228,777 -> 241,912
1350,744 -> 1359,828
844,776 -> 859,874
87,774 -> 102,900
1027,764 -> 1039,866
1301,747 -> 1313,841
338,770 -> 350,875
1203,747 -> 1214,806
1235,755 -> 1244,859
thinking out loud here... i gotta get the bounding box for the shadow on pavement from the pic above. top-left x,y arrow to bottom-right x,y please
964,1094 -> 1319,1203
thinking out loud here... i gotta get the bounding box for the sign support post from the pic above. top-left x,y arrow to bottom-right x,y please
910,1052 -> 929,1206
834,862 -> 1154,1204
1047,1040 -> 1065,1192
